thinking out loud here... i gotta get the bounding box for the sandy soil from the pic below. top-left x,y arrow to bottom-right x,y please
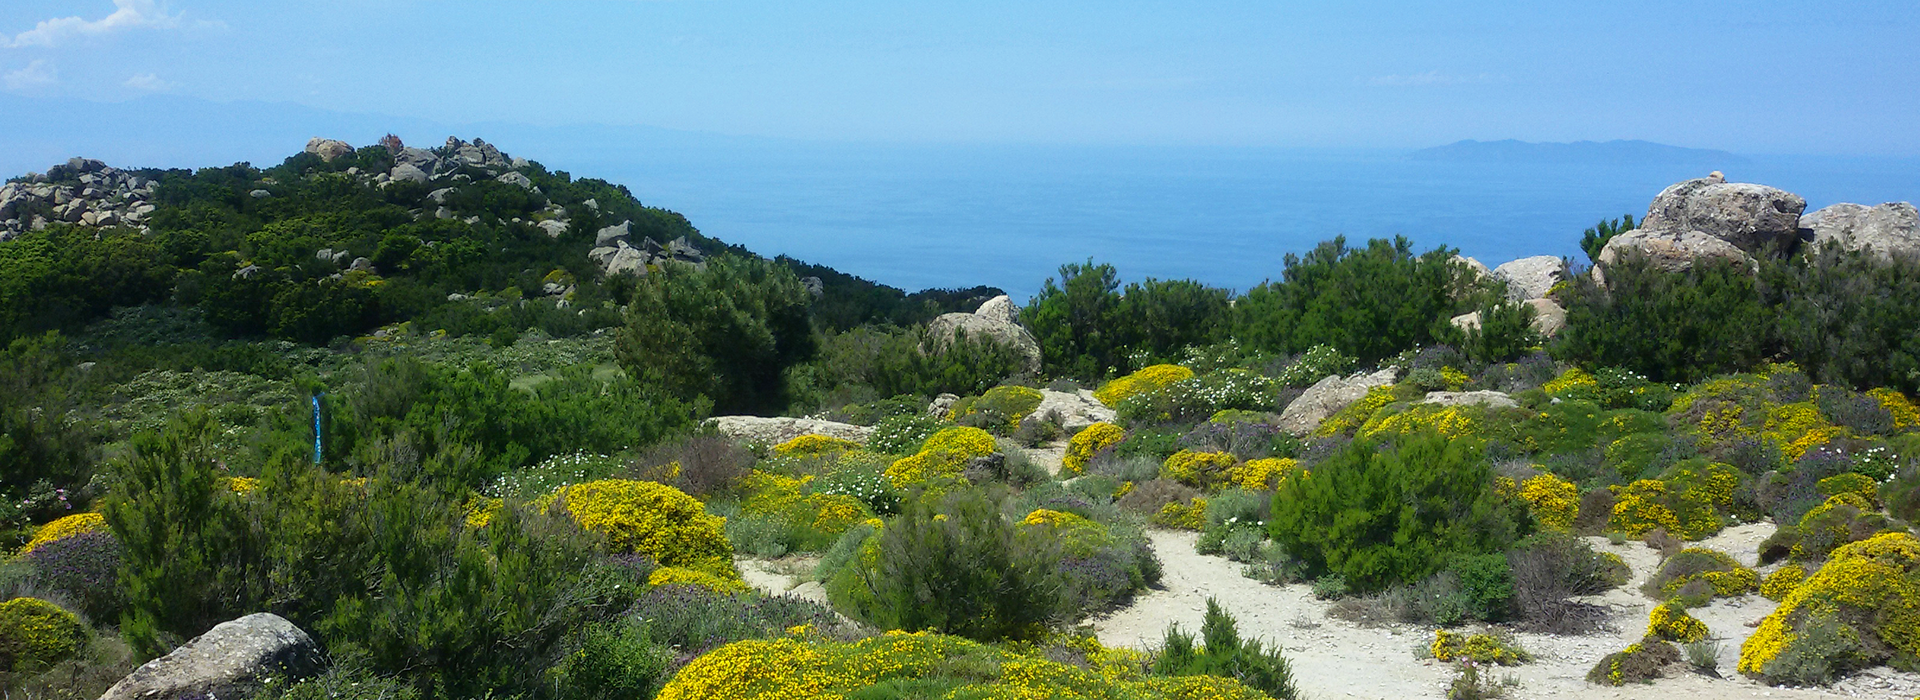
1093,528 -> 1920,700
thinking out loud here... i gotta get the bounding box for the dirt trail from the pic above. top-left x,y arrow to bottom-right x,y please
1093,529 -> 1920,700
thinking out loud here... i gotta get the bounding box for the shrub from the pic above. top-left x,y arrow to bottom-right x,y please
1607,476 -> 1725,540
1761,564 -> 1806,601
833,490 -> 1059,642
615,255 -> 816,415
1153,497 -> 1209,531
1558,254 -> 1771,384
1785,492 -> 1902,562
1311,385 -> 1402,438
657,631 -> 1274,700
948,385 -> 1044,431
547,620 -> 675,700
1269,431 -> 1530,592
1450,553 -> 1515,622
1517,473 -> 1578,530
1094,364 -> 1195,408
1229,457 -> 1298,492
0,597 -> 86,672
1429,630 -> 1529,665
20,529 -> 123,623
1505,532 -> 1625,634
647,567 -> 750,595
772,434 -> 861,458
1587,636 -> 1681,686
883,426 -> 997,489
1152,598 -> 1300,699
1648,602 -> 1709,643
17,513 -> 106,557
1233,236 -> 1469,365
1643,548 -> 1756,603
1739,532 -> 1920,684
541,479 -> 737,579
866,413 -> 941,455
1061,423 -> 1125,478
1273,344 -> 1357,387
1117,478 -> 1197,518
1160,449 -> 1237,489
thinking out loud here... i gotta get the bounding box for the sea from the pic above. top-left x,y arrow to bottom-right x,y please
553,142 -> 1920,301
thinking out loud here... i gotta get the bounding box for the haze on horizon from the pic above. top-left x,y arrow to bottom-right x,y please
1,0 -> 1916,157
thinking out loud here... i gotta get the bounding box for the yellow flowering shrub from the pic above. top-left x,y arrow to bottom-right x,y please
1817,473 -> 1879,505
1543,367 -> 1598,398
737,470 -> 870,541
1430,630 -> 1529,665
538,479 -> 737,579
1160,450 -> 1237,489
1519,473 -> 1579,531
1587,637 -> 1681,686
1869,388 -> 1920,430
18,513 -> 106,556
1648,548 -> 1757,600
1790,492 -> 1888,561
655,632 -> 1272,700
1440,367 -> 1470,392
463,495 -> 504,529
1094,364 -> 1195,407
885,426 -> 996,489
1739,532 -> 1920,683
1229,458 -> 1298,492
949,385 -> 1046,428
1018,509 -> 1113,557
1312,385 -> 1398,438
1760,564 -> 1806,601
1648,602 -> 1709,642
1357,404 -> 1479,441
0,598 -> 86,671
1767,402 -> 1844,462
1153,497 -> 1208,530
773,434 -> 862,457
1607,477 -> 1723,540
1061,422 -> 1125,477
648,566 -> 749,594
224,476 -> 258,495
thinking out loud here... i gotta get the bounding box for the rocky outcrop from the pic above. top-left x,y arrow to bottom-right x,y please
1596,227 -> 1756,278
926,296 -> 1043,375
1802,202 -> 1920,261
536,219 -> 569,238
927,393 -> 960,418
1525,298 -> 1567,337
1452,254 -> 1491,279
1639,175 -> 1807,253
707,416 -> 873,446
1276,368 -> 1397,436
1493,256 -> 1561,300
0,157 -> 158,240
1020,389 -> 1117,432
303,137 -> 354,162
587,221 -> 706,277
98,613 -> 322,700
1418,390 -> 1518,409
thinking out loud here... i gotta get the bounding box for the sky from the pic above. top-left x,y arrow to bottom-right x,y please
1,1 -> 1917,155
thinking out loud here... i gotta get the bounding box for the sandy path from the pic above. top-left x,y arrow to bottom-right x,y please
1093,529 -> 1920,700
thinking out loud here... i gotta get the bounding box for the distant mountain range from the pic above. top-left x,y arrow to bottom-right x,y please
1408,139 -> 1749,166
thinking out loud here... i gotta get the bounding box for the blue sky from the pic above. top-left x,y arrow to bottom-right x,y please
1,1 -> 1916,154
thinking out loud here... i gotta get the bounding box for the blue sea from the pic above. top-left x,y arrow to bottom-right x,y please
553,143 -> 1920,301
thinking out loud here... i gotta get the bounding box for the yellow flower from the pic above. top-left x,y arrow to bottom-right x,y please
885,427 -> 997,489
773,433 -> 862,457
1093,365 -> 1194,407
1519,473 -> 1579,530
19,513 -> 107,556
1160,450 -> 1237,489
539,479 -> 738,580
1648,602 -> 1709,642
1061,423 -> 1125,477
648,566 -> 749,594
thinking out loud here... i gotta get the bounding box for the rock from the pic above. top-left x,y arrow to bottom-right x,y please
1450,311 -> 1481,332
314,248 -> 350,265
1419,390 -> 1518,409
800,276 -> 825,298
537,219 -> 569,238
1802,202 -> 1920,261
97,613 -> 322,700
603,245 -> 649,277
1596,228 -> 1756,280
434,206 -> 454,220
1276,368 -> 1397,436
389,163 -> 430,184
1640,176 -> 1807,252
249,189 -> 271,199
1019,389 -> 1117,433
1452,255 -> 1491,278
496,171 -> 534,190
706,416 -> 873,446
926,296 -> 1043,375
595,220 -> 634,248
394,147 -> 438,172
348,257 -> 375,273
1492,255 -> 1561,300
1525,297 -> 1567,337
666,236 -> 705,263
428,187 -> 455,204
583,198 -> 600,211
787,581 -> 832,605
303,138 -> 354,162
928,393 -> 960,418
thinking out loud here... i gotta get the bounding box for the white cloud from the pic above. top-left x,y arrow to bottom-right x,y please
4,0 -> 191,48
1367,71 -> 1503,87
3,60 -> 57,89
124,72 -> 176,91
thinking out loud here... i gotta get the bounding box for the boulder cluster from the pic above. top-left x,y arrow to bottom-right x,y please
0,157 -> 159,241
588,220 -> 707,277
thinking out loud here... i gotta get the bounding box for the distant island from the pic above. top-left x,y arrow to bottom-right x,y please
1408,139 -> 1749,166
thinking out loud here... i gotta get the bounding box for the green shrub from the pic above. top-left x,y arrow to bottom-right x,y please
1269,430 -> 1530,592
616,255 -> 816,415
1152,598 -> 1299,700
1233,236 -> 1470,365
0,598 -> 87,672
1449,554 -> 1514,622
867,413 -> 941,455
1557,254 -> 1771,384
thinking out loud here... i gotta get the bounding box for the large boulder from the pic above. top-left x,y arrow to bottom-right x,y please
1451,254 -> 1491,279
1640,176 -> 1807,252
1492,256 -> 1561,300
1276,368 -> 1397,436
595,220 -> 634,248
707,416 -> 873,446
1019,389 -> 1117,433
303,138 -> 354,162
1801,202 -> 1920,261
1525,298 -> 1567,337
389,163 -> 429,184
926,296 -> 1043,375
602,244 -> 649,277
99,613 -> 322,700
537,219 -> 569,239
1595,228 -> 1756,280
496,171 -> 534,190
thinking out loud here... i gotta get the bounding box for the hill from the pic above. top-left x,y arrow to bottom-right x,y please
1408,139 -> 1749,166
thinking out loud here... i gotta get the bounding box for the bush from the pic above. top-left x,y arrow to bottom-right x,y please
866,413 -> 941,455
1094,364 -> 1195,408
1273,344 -> 1356,387
883,426 -> 997,489
947,385 -> 1044,432
1429,630 -> 1529,665
832,490 -> 1059,642
548,620 -> 675,700
1739,532 -> 1920,684
1505,532 -> 1624,634
1061,423 -> 1125,477
1269,431 -> 1530,592
1152,598 -> 1300,700
1642,548 -> 1756,603
1647,602 -> 1709,643
1160,449 -> 1237,489
21,529 -> 124,623
541,479 -> 737,578
1557,254 -> 1771,384
0,597 -> 86,672
635,434 -> 755,500
1449,553 -> 1515,622
1233,236 -> 1470,365
615,255 -> 816,415
1587,636 -> 1681,686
